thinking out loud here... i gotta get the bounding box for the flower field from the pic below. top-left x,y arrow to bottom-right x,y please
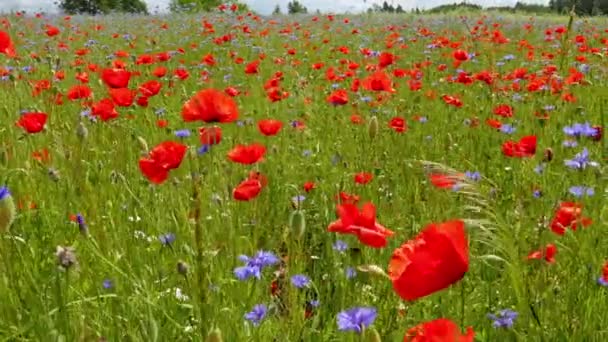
0,8 -> 607,341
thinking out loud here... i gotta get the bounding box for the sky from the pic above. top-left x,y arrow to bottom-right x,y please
0,0 -> 548,15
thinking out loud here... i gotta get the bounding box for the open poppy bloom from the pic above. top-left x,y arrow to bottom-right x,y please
17,112 -> 48,134
327,202 -> 394,248
428,173 -> 463,189
227,143 -> 266,164
257,119 -> 283,136
0,30 -> 16,57
182,88 -> 239,123
389,219 -> 469,301
527,243 -> 557,263
139,141 -> 187,184
549,202 -> 592,235
233,171 -> 267,201
404,318 -> 474,342
101,68 -> 131,88
502,135 -> 536,157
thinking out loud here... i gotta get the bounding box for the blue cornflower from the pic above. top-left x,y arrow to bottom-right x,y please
102,279 -> 113,290
197,145 -> 210,155
569,186 -> 594,197
500,124 -> 516,134
337,307 -> 377,334
533,189 -> 543,198
76,213 -> 88,234
159,233 -> 176,246
345,267 -> 357,279
333,240 -> 348,253
291,195 -> 306,207
487,309 -> 518,329
563,122 -> 597,138
290,274 -> 311,288
598,277 -> 608,287
234,250 -> 279,281
244,304 -> 268,326
564,148 -> 599,170
465,171 -> 481,182
534,164 -> 545,174
0,186 -> 10,201
563,140 -> 578,148
174,129 -> 191,138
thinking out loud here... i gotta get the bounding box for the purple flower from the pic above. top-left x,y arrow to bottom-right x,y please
562,140 -> 578,148
309,300 -> 320,307
0,186 -> 10,201
159,233 -> 176,246
569,186 -> 594,197
534,164 -> 545,174
345,267 -> 357,279
465,171 -> 481,182
290,274 -> 311,288
563,122 -> 597,138
533,189 -> 543,198
598,277 -> 608,287
333,240 -> 348,253
197,145 -> 210,155
102,279 -> 113,290
488,309 -> 518,329
234,251 -> 279,281
244,304 -> 268,326
291,195 -> 306,207
500,124 -> 516,134
337,307 -> 377,334
174,129 -> 191,138
564,148 -> 599,170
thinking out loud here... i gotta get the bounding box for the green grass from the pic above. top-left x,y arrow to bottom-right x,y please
0,11 -> 607,341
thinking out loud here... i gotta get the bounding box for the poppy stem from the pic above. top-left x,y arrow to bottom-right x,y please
459,279 -> 466,330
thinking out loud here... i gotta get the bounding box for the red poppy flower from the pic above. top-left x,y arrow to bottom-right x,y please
502,135 -> 536,158
92,98 -> 119,121
442,95 -> 463,107
0,30 -> 16,57
45,25 -> 60,37
139,141 -> 187,184
354,172 -> 373,185
17,112 -> 48,133
493,104 -> 514,118
244,60 -> 260,74
486,118 -> 502,129
404,318 -> 474,342
550,202 -> 592,235
429,173 -> 462,189
452,49 -> 469,62
362,70 -> 395,93
527,243 -> 557,263
227,143 -> 266,164
602,261 -> 608,282
67,85 -> 92,100
389,117 -> 407,133
389,219 -> 469,301
378,52 -> 397,68
199,126 -> 222,145
153,66 -> 167,78
101,68 -> 131,89
258,119 -> 283,136
327,89 -> 349,105
138,80 -> 162,97
182,88 -> 239,123
303,181 -> 316,192
109,88 -> 136,107
233,171 -> 267,201
327,202 -> 394,248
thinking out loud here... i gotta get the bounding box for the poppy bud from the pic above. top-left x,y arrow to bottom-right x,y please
288,210 -> 306,239
591,125 -> 602,142
543,147 -> 553,162
205,328 -> 224,342
76,121 -> 88,140
177,260 -> 189,276
0,187 -> 16,233
56,246 -> 77,270
368,115 -> 379,139
364,327 -> 382,342
137,136 -> 149,153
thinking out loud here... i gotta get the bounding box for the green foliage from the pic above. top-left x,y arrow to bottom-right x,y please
287,0 -> 308,14
169,0 -> 222,12
56,0 -> 148,15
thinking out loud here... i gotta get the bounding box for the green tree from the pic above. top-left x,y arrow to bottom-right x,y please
272,4 -> 281,14
170,0 -> 222,12
287,0 -> 308,14
56,0 -> 148,14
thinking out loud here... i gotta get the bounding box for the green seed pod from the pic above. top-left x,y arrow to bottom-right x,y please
288,210 -> 306,239
364,327 -> 382,342
368,115 -> 379,139
205,328 -> 223,342
0,186 -> 16,233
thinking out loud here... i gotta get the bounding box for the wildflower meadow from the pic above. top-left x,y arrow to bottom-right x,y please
0,6 -> 607,341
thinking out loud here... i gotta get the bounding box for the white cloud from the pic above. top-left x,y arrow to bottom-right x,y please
0,0 -> 548,15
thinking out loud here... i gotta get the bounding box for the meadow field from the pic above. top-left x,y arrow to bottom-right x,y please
0,8 -> 607,341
